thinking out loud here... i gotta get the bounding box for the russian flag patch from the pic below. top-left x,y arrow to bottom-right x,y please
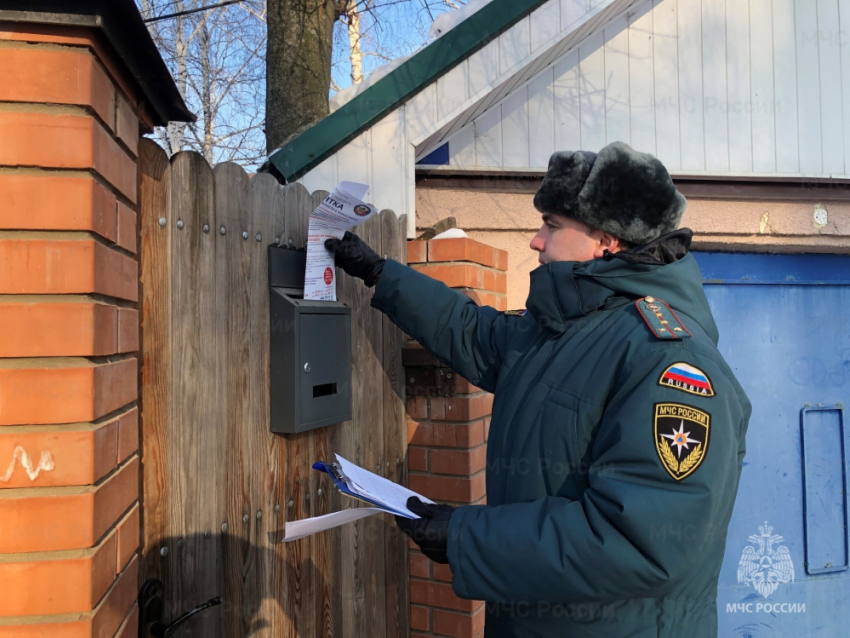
658,362 -> 715,397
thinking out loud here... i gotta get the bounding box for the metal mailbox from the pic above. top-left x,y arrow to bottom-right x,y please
269,246 -> 351,434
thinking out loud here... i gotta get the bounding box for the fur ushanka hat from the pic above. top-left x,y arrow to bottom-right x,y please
533,141 -> 687,246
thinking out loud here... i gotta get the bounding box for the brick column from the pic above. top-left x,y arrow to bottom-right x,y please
405,237 -> 508,638
0,24 -> 144,637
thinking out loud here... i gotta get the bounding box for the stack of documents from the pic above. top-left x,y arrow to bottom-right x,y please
277,454 -> 433,542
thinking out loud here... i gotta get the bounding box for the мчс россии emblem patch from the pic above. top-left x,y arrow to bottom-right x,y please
654,403 -> 710,480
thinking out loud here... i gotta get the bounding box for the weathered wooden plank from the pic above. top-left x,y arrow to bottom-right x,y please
139,138 -> 172,592
307,189 -> 341,638
268,181 -> 295,638
282,181 -> 317,638
215,162 -> 261,636
332,230 -> 361,637
251,172 -> 287,635
361,212 -> 385,638
284,182 -> 311,249
282,428 -> 311,638
168,151 -> 221,635
297,187 -> 318,638
381,211 -> 409,638
332,212 -> 383,636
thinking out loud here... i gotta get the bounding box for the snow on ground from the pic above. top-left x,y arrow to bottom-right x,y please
329,0 -> 496,113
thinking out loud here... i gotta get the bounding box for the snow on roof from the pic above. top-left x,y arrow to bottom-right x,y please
330,54 -> 411,113
429,0 -> 496,40
329,0 -> 496,114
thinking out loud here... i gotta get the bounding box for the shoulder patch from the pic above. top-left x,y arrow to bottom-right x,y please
504,309 -> 527,316
659,362 -> 715,397
654,402 -> 711,480
636,296 -> 692,340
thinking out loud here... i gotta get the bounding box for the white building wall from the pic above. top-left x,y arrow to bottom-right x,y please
439,0 -> 850,178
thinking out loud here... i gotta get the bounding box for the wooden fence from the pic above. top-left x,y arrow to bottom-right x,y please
138,138 -> 408,637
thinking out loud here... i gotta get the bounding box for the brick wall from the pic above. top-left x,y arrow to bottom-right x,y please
405,237 -> 508,638
0,23 -> 144,637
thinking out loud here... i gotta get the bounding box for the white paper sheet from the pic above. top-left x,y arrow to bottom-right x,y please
278,507 -> 384,542
272,455 -> 435,543
335,453 -> 435,519
304,182 -> 377,301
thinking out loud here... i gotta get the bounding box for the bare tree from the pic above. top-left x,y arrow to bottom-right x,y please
139,0 -> 466,162
265,0 -> 338,151
266,0 -> 466,149
138,0 -> 268,167
339,0 -> 364,84
330,0 -> 468,92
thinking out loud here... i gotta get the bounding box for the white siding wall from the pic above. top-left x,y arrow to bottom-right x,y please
417,0 -> 638,152
439,0 -> 850,178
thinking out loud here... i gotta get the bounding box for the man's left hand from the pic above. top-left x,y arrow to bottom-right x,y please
395,497 -> 455,564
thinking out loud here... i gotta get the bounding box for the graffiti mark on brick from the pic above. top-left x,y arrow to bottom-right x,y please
0,446 -> 55,482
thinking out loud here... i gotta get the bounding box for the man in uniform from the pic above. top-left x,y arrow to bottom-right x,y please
326,141 -> 750,637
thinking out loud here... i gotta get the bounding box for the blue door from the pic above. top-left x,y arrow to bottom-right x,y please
693,252 -> 850,637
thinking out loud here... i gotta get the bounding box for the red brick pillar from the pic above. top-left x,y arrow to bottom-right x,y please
405,237 -> 508,638
0,23 -> 146,637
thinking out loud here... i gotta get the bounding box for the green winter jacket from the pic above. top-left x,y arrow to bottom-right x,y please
371,234 -> 750,638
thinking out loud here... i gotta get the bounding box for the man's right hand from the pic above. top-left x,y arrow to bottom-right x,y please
324,231 -> 385,287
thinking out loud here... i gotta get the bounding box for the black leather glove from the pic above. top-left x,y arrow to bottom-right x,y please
395,497 -> 455,564
324,231 -> 385,287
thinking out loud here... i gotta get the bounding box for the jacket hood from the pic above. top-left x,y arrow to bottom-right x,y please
525,229 -> 719,343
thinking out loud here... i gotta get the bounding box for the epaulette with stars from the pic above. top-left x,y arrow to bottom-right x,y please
635,296 -> 691,340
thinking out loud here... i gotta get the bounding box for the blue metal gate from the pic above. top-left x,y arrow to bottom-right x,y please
693,252 -> 850,637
